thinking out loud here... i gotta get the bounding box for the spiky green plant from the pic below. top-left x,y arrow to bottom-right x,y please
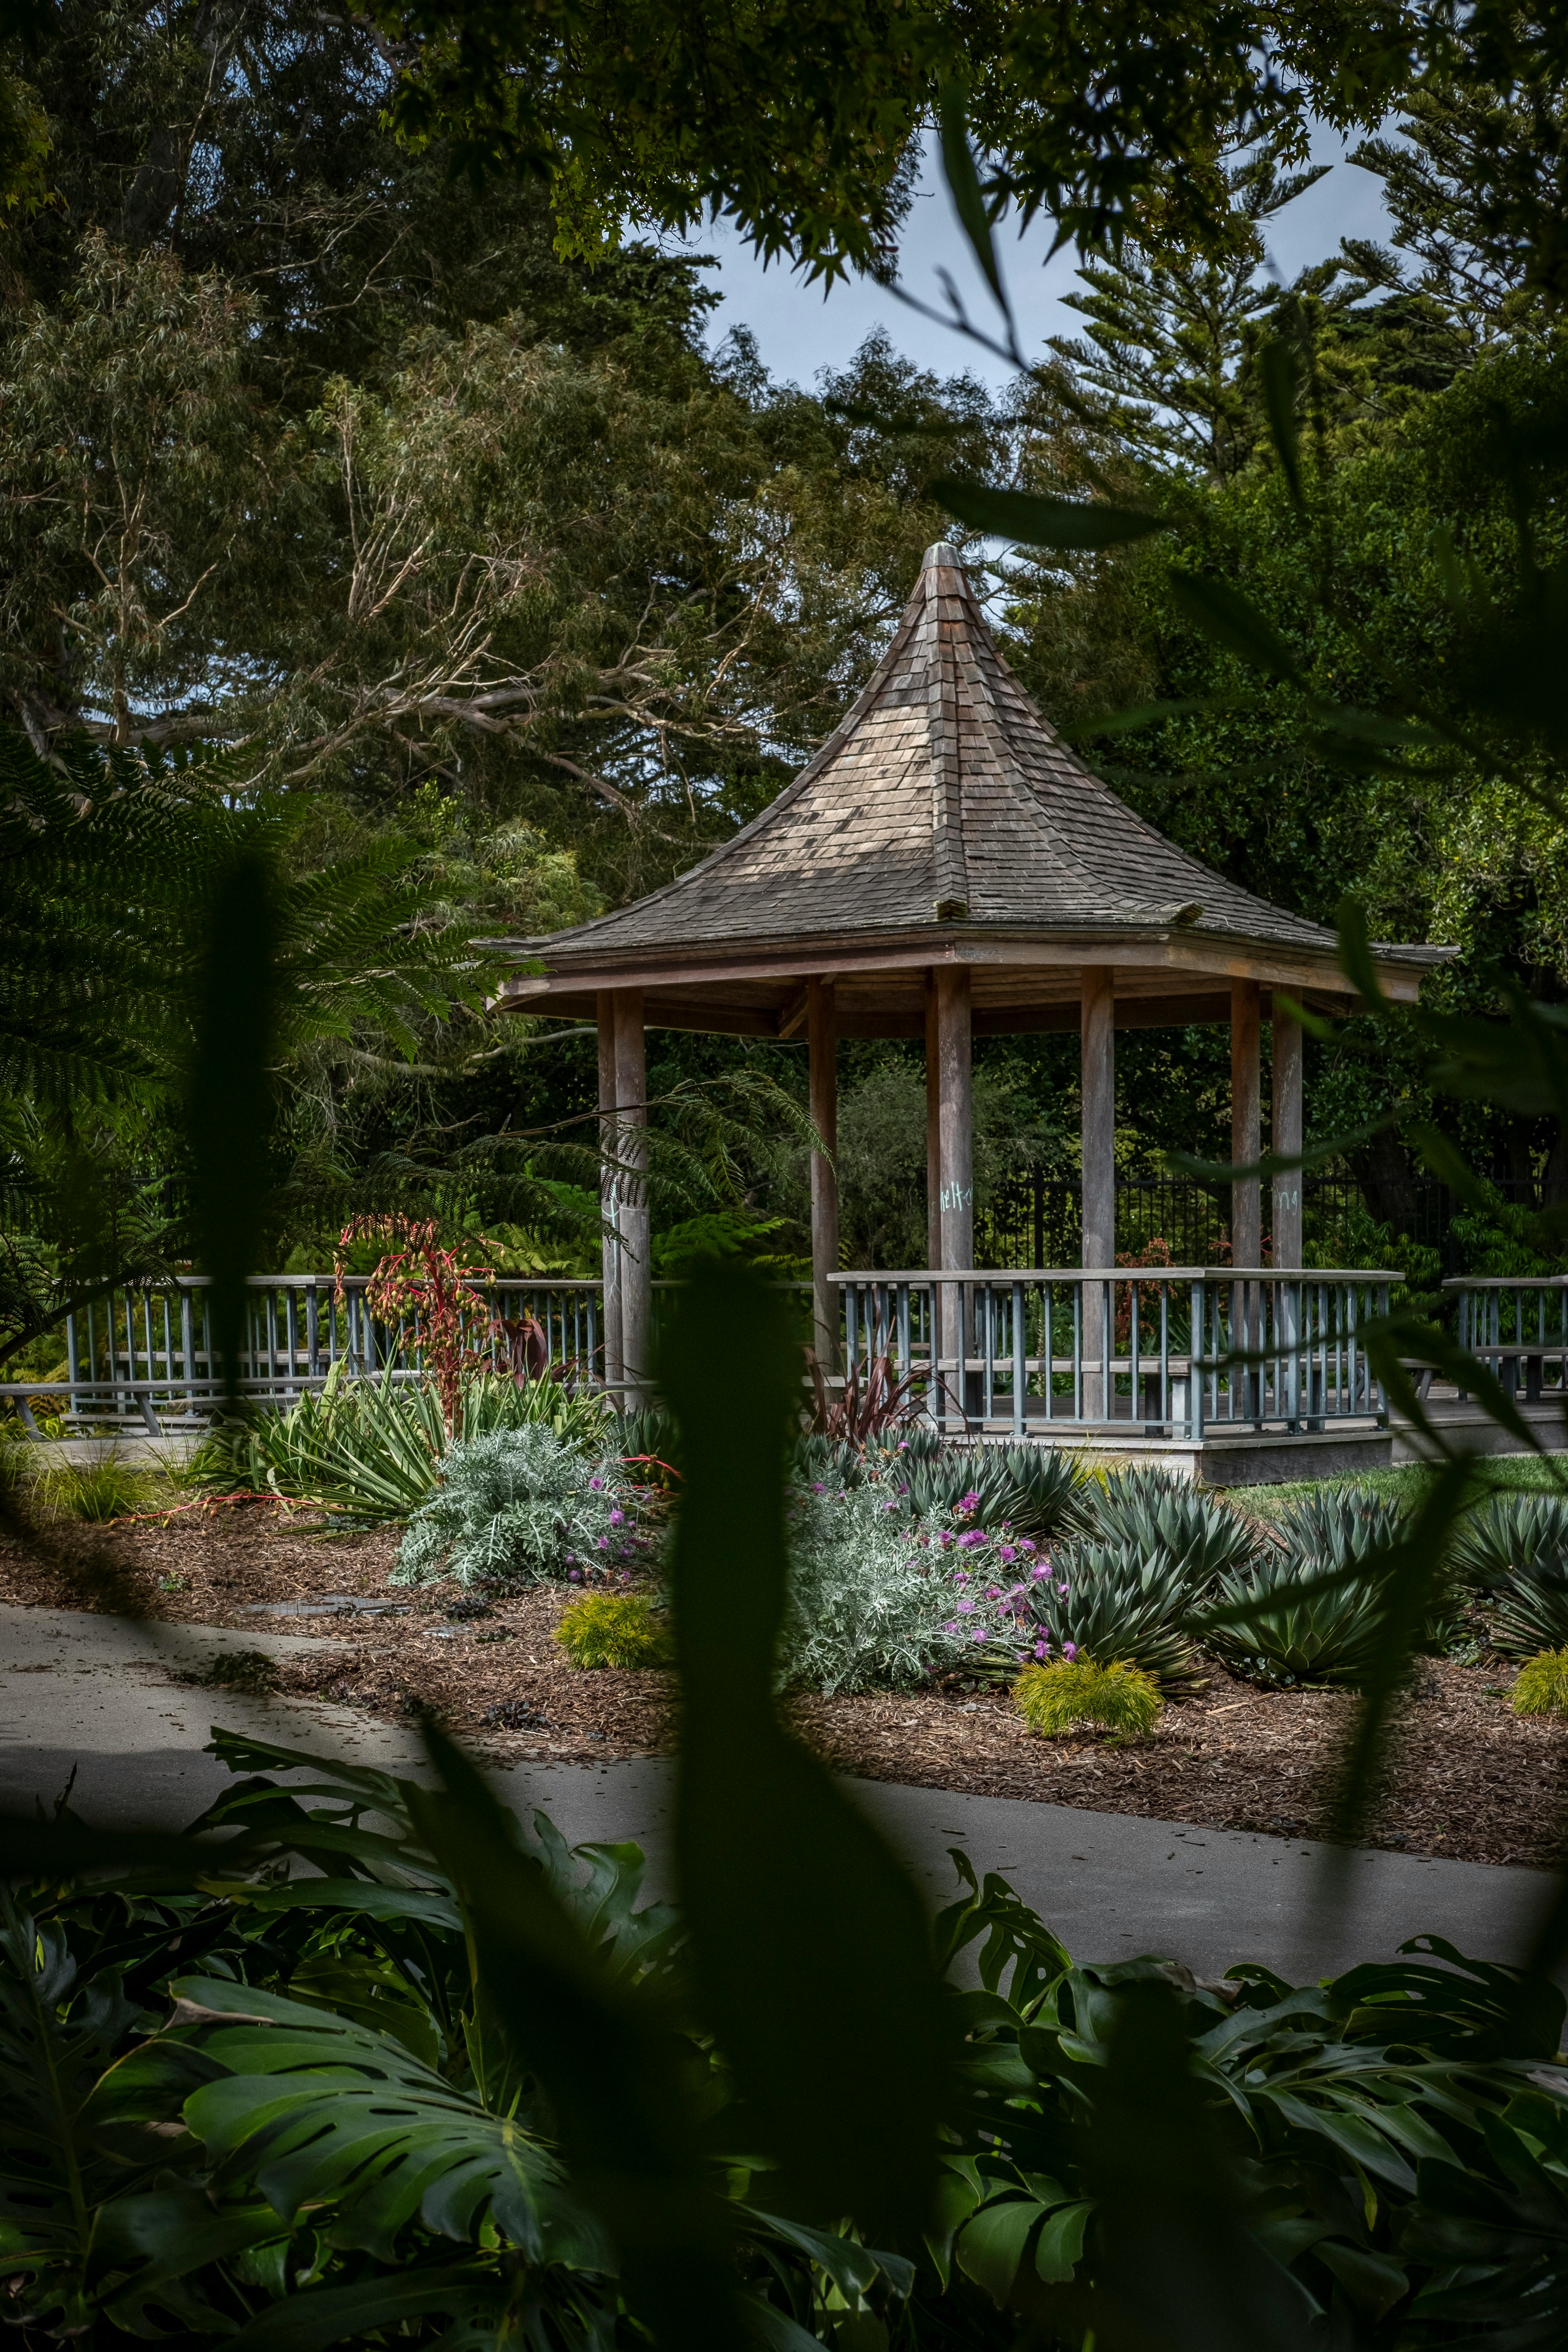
1512,1650 -> 1568,1717
200,1368 -> 609,1523
1073,1465 -> 1261,1587
889,1445 -> 1017,1529
792,1432 -> 869,1491
1452,1491 -> 1568,1593
555,1592 -> 673,1669
1013,1657 -> 1162,1739
1271,1485 -> 1409,1567
988,1445 -> 1087,1539
1201,1548 -> 1385,1688
38,1453 -> 147,1522
1491,1567 -> 1568,1661
1011,1537 -> 1198,1688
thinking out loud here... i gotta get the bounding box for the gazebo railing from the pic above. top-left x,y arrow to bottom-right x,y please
5,1265 -> 1396,1443
830,1269 -> 1396,1440
1,1275 -> 609,1434
1443,1276 -> 1568,1402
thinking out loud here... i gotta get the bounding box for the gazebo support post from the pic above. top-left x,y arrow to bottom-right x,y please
807,979 -> 839,1372
1231,979 -> 1262,1266
934,967 -> 973,1419
925,976 -> 940,1272
1272,1005 -> 1303,1269
596,992 -> 623,1392
1081,966 -> 1115,1419
1232,978 -> 1262,1418
613,989 -> 650,1409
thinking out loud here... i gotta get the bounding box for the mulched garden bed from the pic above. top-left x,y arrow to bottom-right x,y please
2,1497 -> 1566,1871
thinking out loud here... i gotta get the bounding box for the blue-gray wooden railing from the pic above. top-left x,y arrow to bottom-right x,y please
1,1275 -> 612,1434
1445,1275 -> 1568,1402
4,1266 -> 1396,1441
831,1267 -> 1397,1439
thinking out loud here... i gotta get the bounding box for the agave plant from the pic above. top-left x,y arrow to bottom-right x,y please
1074,1465 -> 1261,1590
1491,1565 -> 1568,1661
1270,1485 -> 1409,1567
1200,1546 -> 1388,1688
988,1445 -> 1087,1540
993,1535 -> 1198,1689
891,1445 -> 1019,1531
1451,1489 -> 1568,1593
792,1432 -> 871,1491
201,1366 -> 610,1523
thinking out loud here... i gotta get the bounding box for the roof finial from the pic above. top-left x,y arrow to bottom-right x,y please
922,540 -> 961,570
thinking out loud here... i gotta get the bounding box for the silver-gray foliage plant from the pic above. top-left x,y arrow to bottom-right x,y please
393,1425 -> 646,1588
779,1485 -> 1013,1693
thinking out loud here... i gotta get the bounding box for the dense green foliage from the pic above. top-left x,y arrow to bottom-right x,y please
4,1722 -> 1568,2349
7,0 -> 1568,1313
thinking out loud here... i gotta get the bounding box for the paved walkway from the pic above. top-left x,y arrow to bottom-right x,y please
0,1602 -> 1559,1984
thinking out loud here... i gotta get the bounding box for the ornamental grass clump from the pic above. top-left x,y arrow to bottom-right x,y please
394,1425 -> 651,1588
1013,1657 -> 1162,1740
1512,1650 -> 1568,1717
556,1592 -> 672,1669
39,1453 -> 147,1522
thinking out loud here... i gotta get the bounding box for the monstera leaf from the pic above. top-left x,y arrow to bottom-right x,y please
163,1976 -> 608,2272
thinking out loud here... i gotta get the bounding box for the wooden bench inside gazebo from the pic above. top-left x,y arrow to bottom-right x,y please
496,543 -> 1449,1481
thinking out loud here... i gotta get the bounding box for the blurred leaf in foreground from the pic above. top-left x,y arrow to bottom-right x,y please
662,1258 -> 955,2236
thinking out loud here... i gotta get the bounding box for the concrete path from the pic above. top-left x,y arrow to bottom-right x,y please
0,1603 -> 1561,1985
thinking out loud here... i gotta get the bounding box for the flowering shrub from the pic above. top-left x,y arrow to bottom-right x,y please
393,1426 -> 654,1588
779,1479 -> 1054,1693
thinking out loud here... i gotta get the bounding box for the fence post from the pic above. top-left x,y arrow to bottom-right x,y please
1189,1280 -> 1205,1443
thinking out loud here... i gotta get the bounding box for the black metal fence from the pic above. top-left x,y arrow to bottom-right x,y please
974,1174 -> 1550,1277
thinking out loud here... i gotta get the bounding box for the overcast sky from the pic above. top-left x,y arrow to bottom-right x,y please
663,122 -> 1396,393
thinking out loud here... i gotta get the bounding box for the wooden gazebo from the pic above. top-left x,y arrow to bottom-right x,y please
496,543 -> 1446,1405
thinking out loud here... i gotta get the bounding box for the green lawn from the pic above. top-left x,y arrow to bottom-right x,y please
1228,1452 -> 1568,1523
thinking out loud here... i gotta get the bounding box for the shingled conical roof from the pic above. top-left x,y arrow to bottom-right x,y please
499,544 -> 1446,1039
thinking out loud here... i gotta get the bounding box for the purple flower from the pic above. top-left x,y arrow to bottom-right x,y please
957,1529 -> 985,1550
957,1598 -> 975,1615
999,1545 -> 1016,1563
985,1584 -> 1002,1600
1031,1564 -> 1050,1582
937,1530 -> 954,1548
942,1621 -> 959,1635
609,1508 -> 624,1526
1033,1640 -> 1051,1660
596,1536 -> 610,1550
568,1567 -> 583,1583
954,1569 -> 970,1584
1020,1539 -> 1037,1555
1062,1641 -> 1078,1662
971,1628 -> 988,1643
588,1477 -> 604,1491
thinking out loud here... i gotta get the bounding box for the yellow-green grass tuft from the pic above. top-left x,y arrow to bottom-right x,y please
40,1454 -> 148,1523
555,1591 -> 673,1670
1513,1649 -> 1568,1717
1013,1656 -> 1163,1740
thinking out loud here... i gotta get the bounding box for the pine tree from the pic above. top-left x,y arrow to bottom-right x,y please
1352,13 -> 1568,342
1045,142 -> 1332,483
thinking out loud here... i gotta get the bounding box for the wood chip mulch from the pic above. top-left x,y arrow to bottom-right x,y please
2,1498 -> 1566,1871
